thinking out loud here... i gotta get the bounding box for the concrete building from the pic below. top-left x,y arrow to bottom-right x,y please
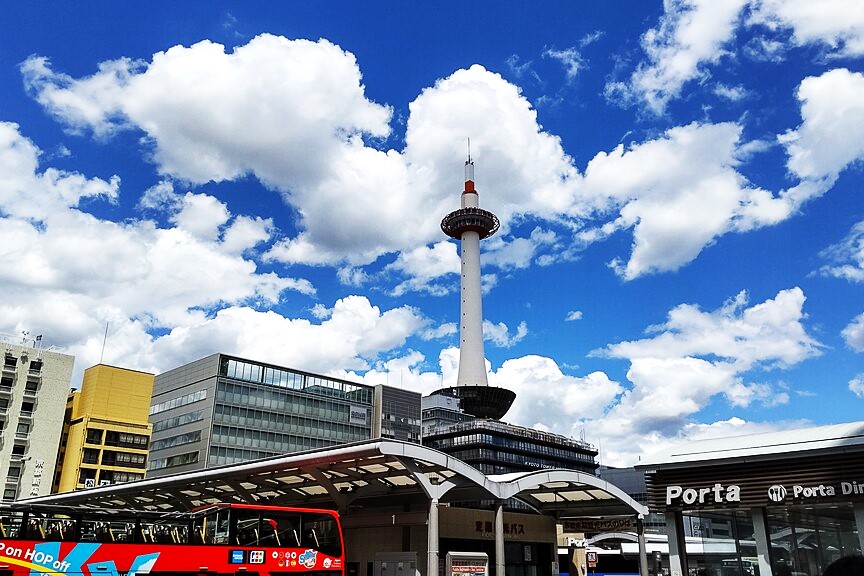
0,338 -> 74,501
147,353 -> 420,477
420,393 -> 474,438
53,364 -> 154,492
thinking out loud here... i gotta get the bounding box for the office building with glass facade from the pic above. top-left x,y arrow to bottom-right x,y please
638,422 -> 864,576
147,353 -> 420,477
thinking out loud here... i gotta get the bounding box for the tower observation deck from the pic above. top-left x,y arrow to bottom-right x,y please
433,156 -> 516,420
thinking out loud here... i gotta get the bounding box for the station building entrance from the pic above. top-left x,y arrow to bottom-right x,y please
638,422 -> 864,576
14,439 -> 647,576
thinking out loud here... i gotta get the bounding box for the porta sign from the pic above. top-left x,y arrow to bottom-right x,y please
666,483 -> 741,505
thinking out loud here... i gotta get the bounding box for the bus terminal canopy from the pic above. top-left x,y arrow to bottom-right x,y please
14,439 -> 647,519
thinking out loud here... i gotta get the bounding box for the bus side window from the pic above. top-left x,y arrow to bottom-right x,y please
3,514 -> 23,538
95,522 -> 115,542
233,510 -> 260,546
258,519 -> 280,547
27,519 -> 46,540
192,516 -> 205,545
44,519 -> 66,541
270,513 -> 301,548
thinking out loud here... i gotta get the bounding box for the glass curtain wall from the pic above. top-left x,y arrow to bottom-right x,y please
681,510 -> 758,576
766,505 -> 860,576
681,506 -> 860,576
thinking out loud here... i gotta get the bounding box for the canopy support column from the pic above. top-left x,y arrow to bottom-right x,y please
428,498 -> 439,576
637,515 -> 649,576
495,502 -> 505,576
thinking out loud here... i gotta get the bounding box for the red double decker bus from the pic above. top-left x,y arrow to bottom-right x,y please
0,503 -> 344,576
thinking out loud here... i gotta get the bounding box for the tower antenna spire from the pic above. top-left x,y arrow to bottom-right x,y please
467,138 -> 471,164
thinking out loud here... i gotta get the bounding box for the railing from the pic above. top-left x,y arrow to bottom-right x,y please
432,418 -> 597,451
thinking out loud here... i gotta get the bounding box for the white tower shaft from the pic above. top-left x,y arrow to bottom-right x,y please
457,222 -> 488,387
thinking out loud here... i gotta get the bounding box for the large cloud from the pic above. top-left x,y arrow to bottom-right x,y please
0,121 -> 429,386
781,69 -> 864,184
609,0 -> 864,114
749,0 -> 864,57
578,287 -> 820,464
22,35 -> 850,285
22,40 -> 580,270
348,287 -> 819,466
579,122 -> 789,279
22,35 -> 391,185
607,0 -> 747,115
141,296 -> 428,375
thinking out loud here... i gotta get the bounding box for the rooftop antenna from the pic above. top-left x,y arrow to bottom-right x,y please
99,322 -> 109,364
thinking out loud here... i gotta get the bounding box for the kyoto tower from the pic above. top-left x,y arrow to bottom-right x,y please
433,153 -> 516,420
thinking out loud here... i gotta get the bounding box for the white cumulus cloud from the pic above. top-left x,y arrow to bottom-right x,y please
609,0 -> 864,114
781,69 -> 864,184
843,313 -> 864,352
850,374 -> 864,397
577,287 -> 821,464
819,220 -> 864,282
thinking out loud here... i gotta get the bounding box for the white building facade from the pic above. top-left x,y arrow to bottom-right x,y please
1,339 -> 74,500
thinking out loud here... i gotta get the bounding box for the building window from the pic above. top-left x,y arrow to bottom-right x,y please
6,466 -> 22,482
150,430 -> 201,452
82,448 -> 100,464
152,409 -> 204,432
3,355 -> 15,368
0,376 -> 12,389
147,451 -> 199,471
3,488 -> 17,501
101,470 -> 144,483
101,450 -> 147,468
149,389 -> 207,415
15,422 -> 30,438
104,431 -> 148,449
85,428 -> 104,444
11,444 -> 26,457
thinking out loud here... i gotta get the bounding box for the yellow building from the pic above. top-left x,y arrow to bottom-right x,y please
53,364 -> 154,493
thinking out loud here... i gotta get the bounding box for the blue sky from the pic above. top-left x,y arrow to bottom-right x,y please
1,1 -> 863,465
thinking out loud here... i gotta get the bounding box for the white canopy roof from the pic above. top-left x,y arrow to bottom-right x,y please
15,439 -> 647,518
638,421 -> 864,468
